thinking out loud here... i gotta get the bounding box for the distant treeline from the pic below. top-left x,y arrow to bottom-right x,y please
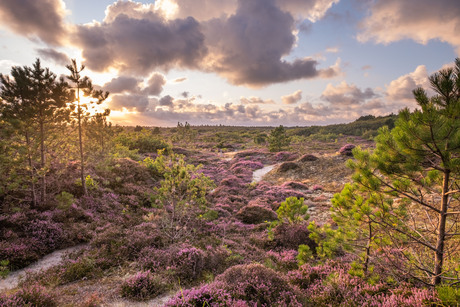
292,114 -> 397,138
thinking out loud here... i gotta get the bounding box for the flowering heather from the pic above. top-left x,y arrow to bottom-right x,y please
288,262 -> 439,306
230,159 -> 264,171
138,243 -> 207,282
0,284 -> 57,307
311,184 -> 323,191
165,283 -> 248,307
120,270 -> 166,301
265,249 -> 298,272
274,151 -> 299,162
339,143 -> 355,156
236,204 -> 277,224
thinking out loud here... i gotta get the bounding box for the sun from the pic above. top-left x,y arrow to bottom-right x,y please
154,0 -> 179,19
77,95 -> 109,117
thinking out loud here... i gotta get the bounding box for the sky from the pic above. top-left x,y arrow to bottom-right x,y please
0,0 -> 458,127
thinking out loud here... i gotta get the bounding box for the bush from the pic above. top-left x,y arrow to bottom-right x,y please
298,154 -> 319,162
236,204 -> 277,224
138,243 -> 207,283
278,162 -> 299,172
271,223 -> 315,250
216,263 -> 303,306
0,285 -> 57,307
120,270 -> 166,301
59,257 -> 99,284
338,144 -> 355,156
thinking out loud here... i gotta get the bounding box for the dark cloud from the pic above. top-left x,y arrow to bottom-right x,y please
0,0 -> 67,45
110,94 -> 149,112
143,73 -> 167,96
36,48 -> 70,66
76,7 -> 207,75
321,81 -> 377,105
104,76 -> 141,94
159,95 -> 174,107
181,91 -> 190,98
203,0 -> 339,87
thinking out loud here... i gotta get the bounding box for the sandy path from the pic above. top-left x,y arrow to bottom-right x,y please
0,244 -> 87,291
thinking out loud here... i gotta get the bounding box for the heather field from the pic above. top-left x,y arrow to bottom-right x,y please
1,114 -> 459,306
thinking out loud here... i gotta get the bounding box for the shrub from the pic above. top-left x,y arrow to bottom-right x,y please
274,151 -> 298,162
120,270 -> 166,301
338,144 -> 355,156
236,204 -> 277,224
298,154 -> 319,162
271,223 -> 315,251
216,263 -> 303,306
165,283 -> 245,307
59,257 -> 99,284
0,285 -> 57,307
138,243 -> 207,283
278,162 -> 299,172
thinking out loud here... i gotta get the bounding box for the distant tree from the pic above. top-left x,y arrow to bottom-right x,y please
268,125 -> 290,152
134,125 -> 143,132
323,59 -> 460,286
253,133 -> 267,145
148,152 -> 215,243
84,109 -> 112,156
66,59 -> 109,195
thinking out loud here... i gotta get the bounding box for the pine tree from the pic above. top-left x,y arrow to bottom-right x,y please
268,125 -> 290,152
329,58 -> 460,286
66,59 -> 108,195
0,59 -> 71,205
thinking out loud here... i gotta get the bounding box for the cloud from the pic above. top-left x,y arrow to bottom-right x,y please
173,77 -> 187,83
386,65 -> 429,102
281,90 -> 302,104
357,0 -> 460,54
0,0 -> 68,45
76,3 -> 207,75
276,0 -> 339,22
159,95 -> 174,107
103,76 -> 141,94
110,94 -> 150,112
240,96 -> 276,104
321,81 -> 377,105
143,73 -> 167,96
36,48 -> 70,66
202,0 -> 340,87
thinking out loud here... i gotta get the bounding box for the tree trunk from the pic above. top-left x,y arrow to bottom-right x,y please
39,112 -> 46,204
364,220 -> 372,274
25,131 -> 37,207
77,88 -> 87,196
433,170 -> 449,285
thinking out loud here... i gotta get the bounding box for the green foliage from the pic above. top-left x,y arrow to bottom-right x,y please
253,133 -> 267,145
268,197 -> 309,239
293,114 -> 396,138
324,58 -> 460,286
437,285 -> 460,306
113,129 -> 170,154
55,191 -> 75,210
268,125 -> 291,152
297,244 -> 313,265
0,259 -> 9,278
149,151 -> 215,242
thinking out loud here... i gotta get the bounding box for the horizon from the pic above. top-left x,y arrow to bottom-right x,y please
0,0 -> 458,126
